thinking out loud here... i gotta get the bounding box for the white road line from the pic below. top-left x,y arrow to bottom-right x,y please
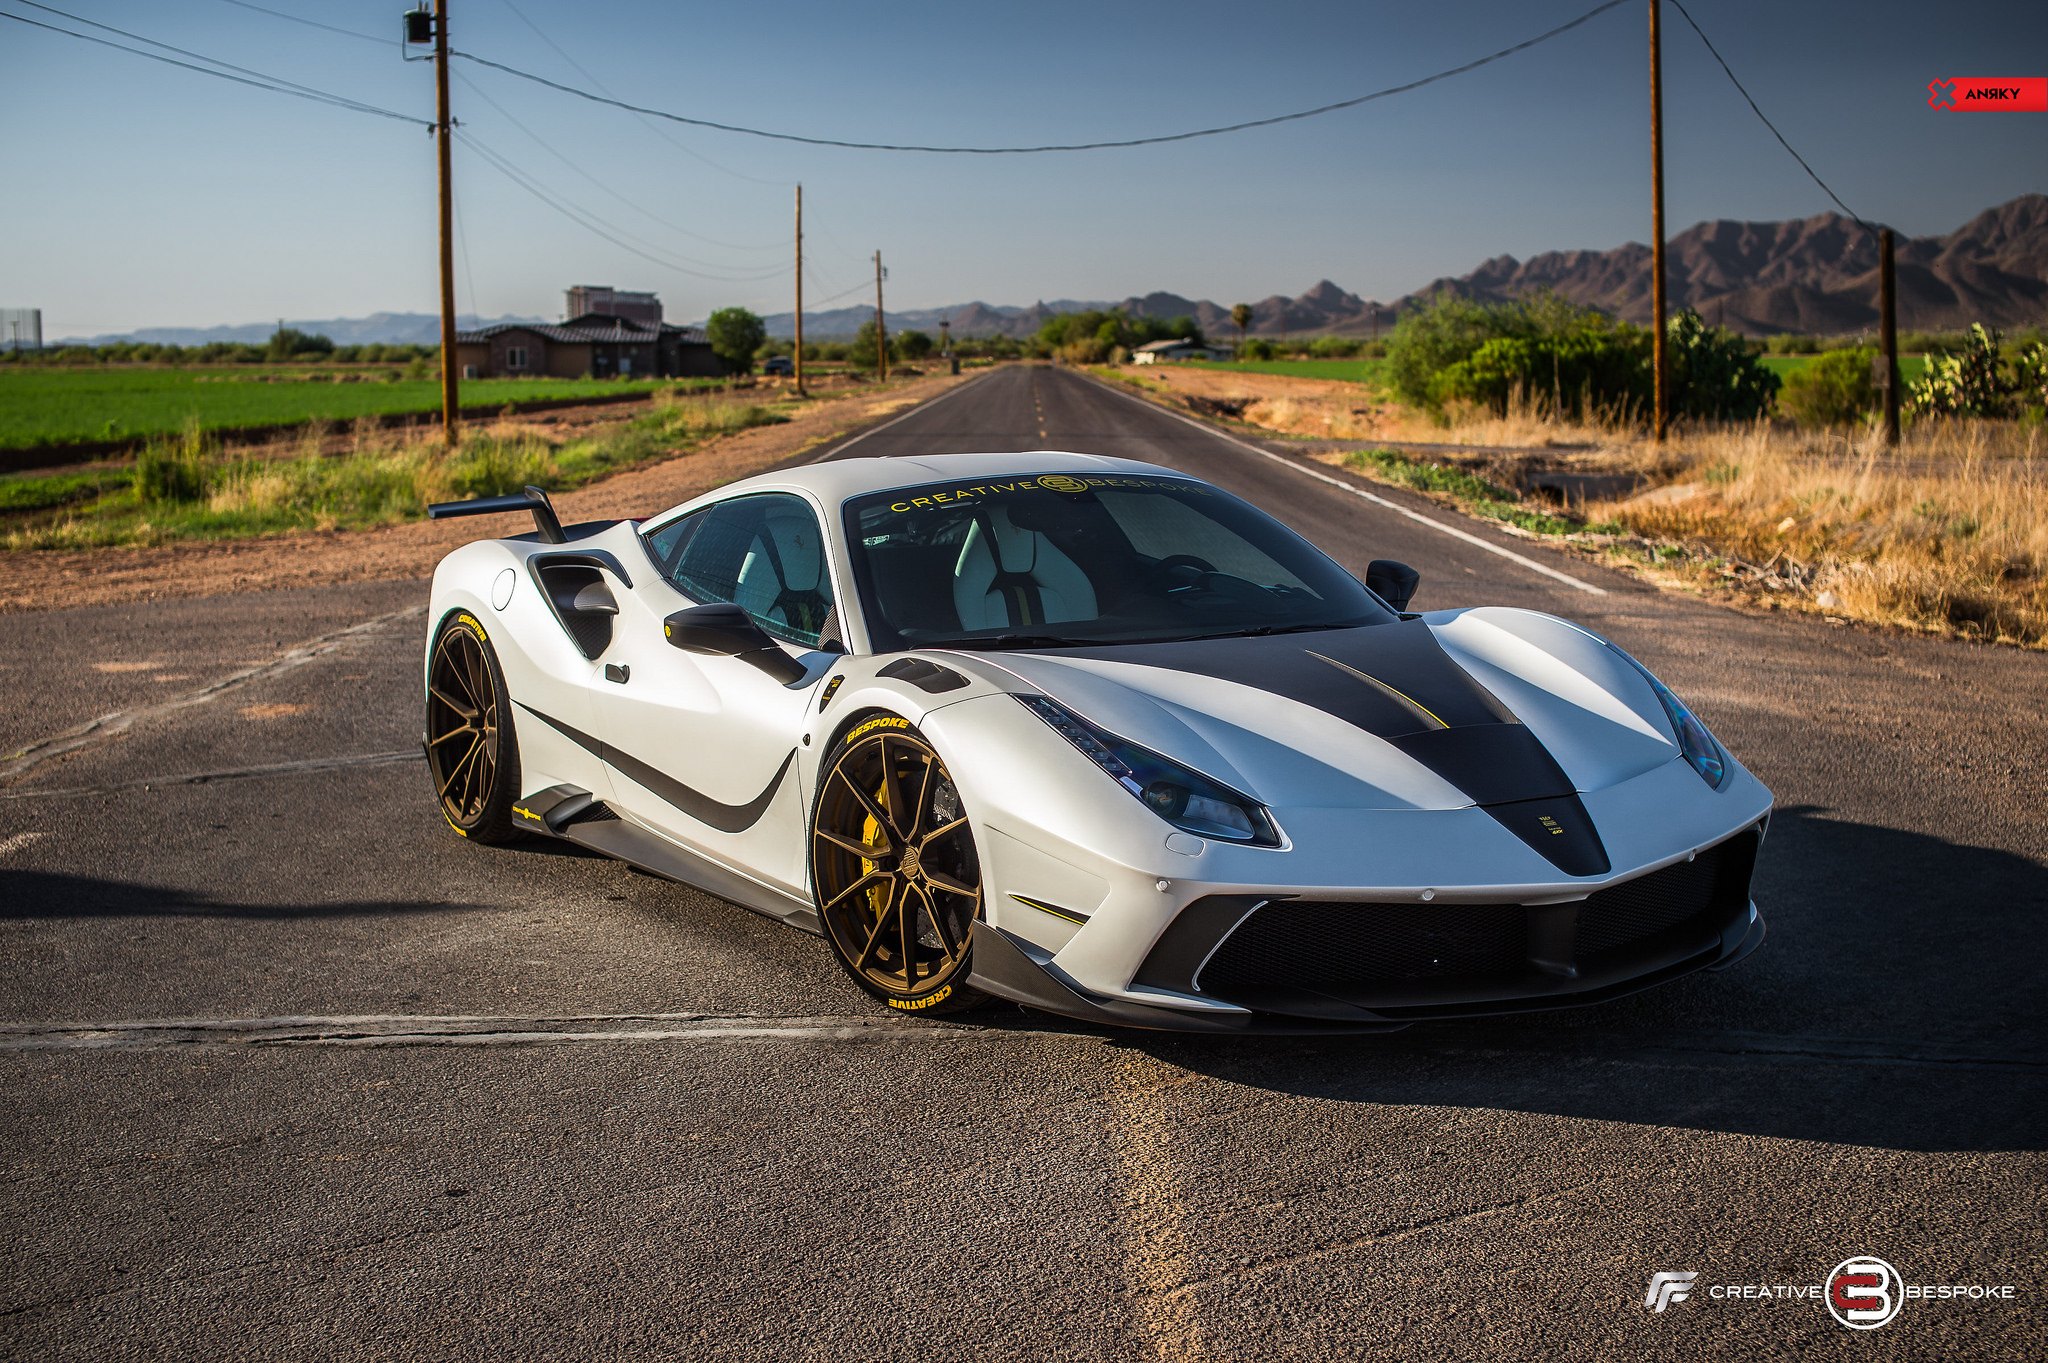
1088,373 -> 1608,596
0,605 -> 425,784
807,371 -> 992,463
0,831 -> 47,856
0,1013 -> 994,1051
0,750 -> 420,803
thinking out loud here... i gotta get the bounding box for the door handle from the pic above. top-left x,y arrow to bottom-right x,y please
605,663 -> 630,684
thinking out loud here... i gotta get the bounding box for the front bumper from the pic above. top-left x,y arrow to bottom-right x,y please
968,828 -> 1767,1034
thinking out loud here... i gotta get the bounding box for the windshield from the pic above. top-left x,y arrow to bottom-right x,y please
842,470 -> 1395,652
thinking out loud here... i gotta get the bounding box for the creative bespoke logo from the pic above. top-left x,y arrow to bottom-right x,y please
1827,1257 -> 1905,1331
1652,1253 -> 2016,1332
1645,1271 -> 1698,1313
1037,474 -> 1090,493
1927,77 -> 2047,111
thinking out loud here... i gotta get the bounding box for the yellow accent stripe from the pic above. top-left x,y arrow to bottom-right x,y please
1307,651 -> 1449,730
1010,894 -> 1088,926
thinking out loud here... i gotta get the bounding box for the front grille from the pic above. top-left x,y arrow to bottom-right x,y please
1192,832 -> 1756,999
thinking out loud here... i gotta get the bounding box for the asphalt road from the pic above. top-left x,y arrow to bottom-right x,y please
3,364 -> 2043,1361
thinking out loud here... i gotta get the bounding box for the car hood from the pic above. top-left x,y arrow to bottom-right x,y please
935,608 -> 1682,816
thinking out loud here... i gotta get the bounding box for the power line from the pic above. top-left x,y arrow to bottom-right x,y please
490,0 -> 786,189
451,0 -> 1629,154
1,2 -> 425,126
454,69 -> 789,267
457,131 -> 789,285
1666,0 -> 1870,230
213,0 -> 388,46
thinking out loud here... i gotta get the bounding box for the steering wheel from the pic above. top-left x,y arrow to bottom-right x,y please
1158,554 -> 1217,577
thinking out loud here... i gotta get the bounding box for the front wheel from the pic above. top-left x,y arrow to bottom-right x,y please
810,715 -> 985,1015
425,611 -> 521,844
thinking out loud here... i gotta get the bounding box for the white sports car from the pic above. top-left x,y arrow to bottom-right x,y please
423,452 -> 1770,1031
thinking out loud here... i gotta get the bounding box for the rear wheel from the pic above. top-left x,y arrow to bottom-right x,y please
810,715 -> 985,1014
425,611 -> 521,844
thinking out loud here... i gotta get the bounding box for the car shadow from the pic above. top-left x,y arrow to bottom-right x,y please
1008,806 -> 2048,1154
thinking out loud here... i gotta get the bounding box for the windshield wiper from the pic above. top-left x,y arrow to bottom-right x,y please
947,632 -> 1097,651
1141,621 -> 1356,644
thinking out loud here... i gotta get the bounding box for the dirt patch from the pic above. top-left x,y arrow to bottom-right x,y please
0,371 -> 973,614
238,702 -> 308,720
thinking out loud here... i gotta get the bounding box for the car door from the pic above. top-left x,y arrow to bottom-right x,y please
590,491 -> 840,896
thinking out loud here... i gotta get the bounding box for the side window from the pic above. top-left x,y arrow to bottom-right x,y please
648,493 -> 835,648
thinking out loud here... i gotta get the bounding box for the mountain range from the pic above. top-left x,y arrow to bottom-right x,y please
60,195 -> 2047,344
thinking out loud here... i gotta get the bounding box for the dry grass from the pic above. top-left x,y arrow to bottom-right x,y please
1591,419 -> 2046,647
1099,363 -> 2047,648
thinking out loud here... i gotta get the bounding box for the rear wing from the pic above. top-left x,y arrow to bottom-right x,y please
427,485 -> 565,544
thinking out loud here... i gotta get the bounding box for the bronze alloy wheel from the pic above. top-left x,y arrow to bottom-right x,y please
811,717 -> 984,1012
426,614 -> 519,842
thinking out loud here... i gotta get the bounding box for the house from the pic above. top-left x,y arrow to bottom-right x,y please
1131,337 -> 1226,364
455,287 -> 722,379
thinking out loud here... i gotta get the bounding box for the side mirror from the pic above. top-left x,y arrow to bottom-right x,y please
1367,559 -> 1420,613
663,603 -> 806,685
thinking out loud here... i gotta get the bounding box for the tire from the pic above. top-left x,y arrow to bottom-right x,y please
810,714 -> 986,1015
424,610 -> 522,845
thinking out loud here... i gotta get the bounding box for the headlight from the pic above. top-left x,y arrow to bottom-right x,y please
1609,647 -> 1730,789
1017,695 -> 1279,845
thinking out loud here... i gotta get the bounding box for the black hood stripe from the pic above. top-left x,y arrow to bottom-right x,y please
1063,621 -> 1609,876
516,702 -> 794,834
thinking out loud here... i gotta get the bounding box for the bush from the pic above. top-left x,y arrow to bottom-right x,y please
133,423 -> 213,503
1385,294 -> 1524,409
1240,338 -> 1277,361
1666,310 -> 1779,422
1780,347 -> 1877,427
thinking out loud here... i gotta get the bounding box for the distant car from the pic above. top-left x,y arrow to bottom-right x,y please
421,453 -> 1770,1031
762,355 -> 794,377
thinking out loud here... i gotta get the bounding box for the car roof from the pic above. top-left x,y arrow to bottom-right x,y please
655,450 -> 1193,520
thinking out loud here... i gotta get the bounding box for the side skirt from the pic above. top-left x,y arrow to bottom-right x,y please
516,783 -> 821,935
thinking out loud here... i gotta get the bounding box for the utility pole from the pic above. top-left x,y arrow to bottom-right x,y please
793,184 -> 805,397
1648,0 -> 1669,443
873,250 -> 888,381
433,0 -> 459,447
1879,227 -> 1901,446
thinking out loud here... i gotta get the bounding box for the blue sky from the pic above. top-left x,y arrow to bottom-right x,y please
2,0 -> 2041,336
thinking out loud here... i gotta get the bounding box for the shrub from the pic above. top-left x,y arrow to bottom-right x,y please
1384,293 -> 1526,408
133,423 -> 213,503
1909,324 -> 2019,418
1666,310 -> 1779,421
1780,347 -> 1877,427
1240,338 -> 1277,361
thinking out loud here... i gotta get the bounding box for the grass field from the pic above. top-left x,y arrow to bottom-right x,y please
0,367 -> 696,452
1184,358 -> 1389,386
1,392 -> 790,549
1761,353 -> 1929,385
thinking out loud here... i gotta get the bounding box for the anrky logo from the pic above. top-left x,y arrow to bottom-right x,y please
1645,1271 -> 1698,1313
1927,77 -> 2048,112
1827,1256 -> 1905,1331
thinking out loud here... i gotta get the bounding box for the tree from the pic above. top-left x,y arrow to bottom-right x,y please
265,328 -> 333,361
1230,303 -> 1253,357
896,329 -> 934,362
706,307 -> 767,375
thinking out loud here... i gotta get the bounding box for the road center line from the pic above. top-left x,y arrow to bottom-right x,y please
0,605 -> 425,784
1086,371 -> 1609,596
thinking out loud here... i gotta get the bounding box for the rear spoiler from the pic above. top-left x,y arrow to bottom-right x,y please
427,485 -> 565,544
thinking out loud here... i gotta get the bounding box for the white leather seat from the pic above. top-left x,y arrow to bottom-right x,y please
735,507 -> 831,640
952,507 -> 1098,630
